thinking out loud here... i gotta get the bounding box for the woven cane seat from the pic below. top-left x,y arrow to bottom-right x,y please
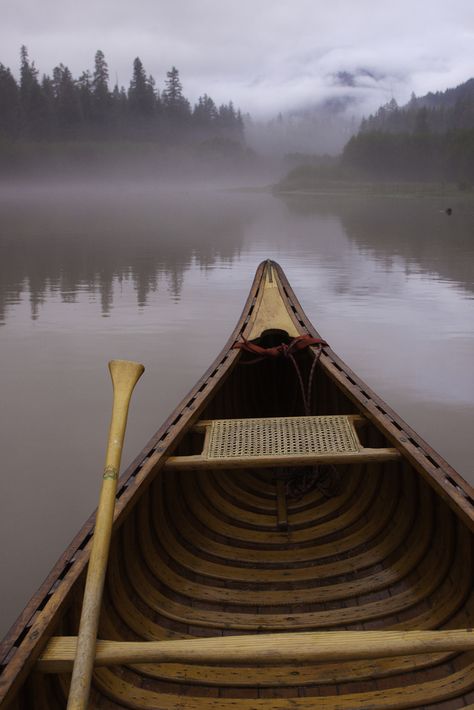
206,416 -> 361,459
164,415 -> 400,470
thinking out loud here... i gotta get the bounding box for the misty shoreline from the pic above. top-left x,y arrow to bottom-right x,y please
2,175 -> 473,203
273,181 -> 474,200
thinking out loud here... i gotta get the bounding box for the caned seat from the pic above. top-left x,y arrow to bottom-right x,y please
164,415 -> 401,470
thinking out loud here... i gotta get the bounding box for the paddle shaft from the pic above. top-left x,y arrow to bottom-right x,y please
67,360 -> 144,710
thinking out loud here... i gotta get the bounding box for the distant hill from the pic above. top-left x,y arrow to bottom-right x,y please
411,77 -> 474,110
360,77 -> 474,134
246,97 -> 358,158
341,77 -> 474,184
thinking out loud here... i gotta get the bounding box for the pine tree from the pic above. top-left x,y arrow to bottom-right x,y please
414,107 -> 430,134
40,74 -> 57,138
19,45 -> 46,137
0,64 -> 20,138
162,66 -> 191,127
110,83 -> 128,134
52,64 -> 82,135
93,50 -> 109,100
77,70 -> 93,127
193,94 -> 217,124
163,66 -> 182,106
20,45 -> 38,102
235,109 -> 244,138
0,47 -> 247,148
91,50 -> 110,128
216,101 -> 242,138
128,58 -> 155,117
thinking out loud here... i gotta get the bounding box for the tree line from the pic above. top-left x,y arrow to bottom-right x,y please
343,129 -> 474,184
0,47 -> 244,144
342,80 -> 474,184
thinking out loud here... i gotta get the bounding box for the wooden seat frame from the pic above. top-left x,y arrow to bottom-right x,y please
164,415 -> 401,470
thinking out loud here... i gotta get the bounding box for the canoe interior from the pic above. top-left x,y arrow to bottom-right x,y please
2,262 -> 474,709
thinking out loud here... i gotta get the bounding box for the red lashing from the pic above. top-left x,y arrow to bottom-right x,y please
233,335 -> 327,359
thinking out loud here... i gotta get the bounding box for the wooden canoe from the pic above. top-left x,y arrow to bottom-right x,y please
1,259 -> 474,709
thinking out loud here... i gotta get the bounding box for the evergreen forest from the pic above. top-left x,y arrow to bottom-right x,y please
342,79 -> 474,185
0,47 -> 244,149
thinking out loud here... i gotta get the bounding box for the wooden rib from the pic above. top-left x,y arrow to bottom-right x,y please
183,464 -> 367,535
85,659 -> 474,709
96,609 -> 473,689
162,469 -> 418,566
194,460 -> 380,528
116,524 -> 471,638
110,512 -> 459,631
276,479 -> 288,531
154,474 -> 403,580
226,468 -> 316,500
97,563 -> 474,689
135,496 -> 434,606
95,583 -> 474,687
176,466 -> 385,544
61,573 -> 474,699
202,468 -> 358,528
193,464 -> 394,537
211,472 -> 286,512
99,426 -> 472,704
214,469 -> 327,513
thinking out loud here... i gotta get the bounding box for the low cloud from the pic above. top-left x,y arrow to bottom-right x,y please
1,0 -> 473,118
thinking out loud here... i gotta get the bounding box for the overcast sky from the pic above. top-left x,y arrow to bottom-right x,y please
1,0 -> 473,118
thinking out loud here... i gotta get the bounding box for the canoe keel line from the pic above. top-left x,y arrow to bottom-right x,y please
1,260 -> 473,709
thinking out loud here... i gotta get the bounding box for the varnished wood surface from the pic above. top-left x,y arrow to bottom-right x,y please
1,260 -> 473,710
38,629 -> 474,671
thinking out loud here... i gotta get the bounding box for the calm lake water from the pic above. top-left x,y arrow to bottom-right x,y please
1,182 -> 473,638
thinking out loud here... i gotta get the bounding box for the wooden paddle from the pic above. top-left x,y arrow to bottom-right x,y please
66,359 -> 144,710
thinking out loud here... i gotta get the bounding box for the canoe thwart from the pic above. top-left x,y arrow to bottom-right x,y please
37,629 -> 474,673
165,414 -> 401,470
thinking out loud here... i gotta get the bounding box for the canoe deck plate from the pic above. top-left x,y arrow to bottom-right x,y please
207,415 -> 361,458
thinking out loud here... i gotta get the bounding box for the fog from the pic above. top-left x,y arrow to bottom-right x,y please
246,105 -> 359,157
2,0 -> 474,175
0,147 -> 276,190
2,0 -> 474,119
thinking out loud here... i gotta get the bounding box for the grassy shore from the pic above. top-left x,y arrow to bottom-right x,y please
274,162 -> 474,200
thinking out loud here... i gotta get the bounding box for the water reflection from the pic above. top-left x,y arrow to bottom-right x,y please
0,185 -> 254,324
2,187 -> 473,327
279,193 -> 474,296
